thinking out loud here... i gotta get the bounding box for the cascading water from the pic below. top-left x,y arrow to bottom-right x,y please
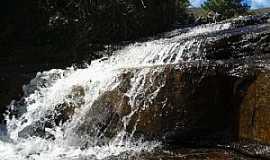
0,22 -> 233,160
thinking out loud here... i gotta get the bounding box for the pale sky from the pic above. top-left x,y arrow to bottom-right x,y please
190,0 -> 270,9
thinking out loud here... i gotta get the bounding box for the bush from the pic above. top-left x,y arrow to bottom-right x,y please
202,0 -> 249,20
0,0 -> 191,64
42,0 -> 190,42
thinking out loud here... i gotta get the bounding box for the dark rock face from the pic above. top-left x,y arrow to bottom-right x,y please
76,73 -> 132,145
74,64 -> 253,145
105,148 -> 254,160
124,66 -> 237,142
71,64 -> 270,158
18,121 -> 54,140
72,15 -> 270,150
204,25 -> 270,60
54,85 -> 85,125
239,71 -> 270,144
201,16 -> 270,60
151,67 -> 236,143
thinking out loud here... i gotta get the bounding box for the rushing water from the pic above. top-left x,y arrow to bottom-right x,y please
0,22 -> 233,160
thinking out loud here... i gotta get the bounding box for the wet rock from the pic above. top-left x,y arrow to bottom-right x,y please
228,140 -> 270,159
17,85 -> 86,140
77,64 -> 250,145
76,72 -> 133,145
230,15 -> 270,27
75,61 -> 270,151
105,148 -> 253,160
125,65 -> 238,143
239,71 -> 270,144
54,85 -> 85,125
18,121 -> 44,138
18,121 -> 55,140
204,24 -> 270,60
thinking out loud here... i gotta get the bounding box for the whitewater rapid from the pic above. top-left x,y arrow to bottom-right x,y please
0,22 -> 232,160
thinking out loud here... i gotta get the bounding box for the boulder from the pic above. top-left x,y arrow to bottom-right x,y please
18,85 -> 86,140
54,85 -> 85,125
239,71 -> 270,144
77,64 -> 252,145
18,121 -> 54,140
204,23 -> 270,60
75,63 -> 270,148
76,72 -> 132,145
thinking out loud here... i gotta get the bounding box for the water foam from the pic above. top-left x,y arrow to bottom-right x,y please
0,22 -> 232,160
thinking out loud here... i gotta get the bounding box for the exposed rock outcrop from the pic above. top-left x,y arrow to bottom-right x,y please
73,63 -> 254,145
73,15 -> 270,147
239,71 -> 270,144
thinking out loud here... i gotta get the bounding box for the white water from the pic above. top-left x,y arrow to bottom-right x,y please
0,23 -> 232,160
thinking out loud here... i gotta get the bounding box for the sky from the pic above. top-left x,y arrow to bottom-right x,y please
190,0 -> 270,9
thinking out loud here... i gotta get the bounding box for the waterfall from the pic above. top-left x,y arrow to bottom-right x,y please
0,22 -> 232,160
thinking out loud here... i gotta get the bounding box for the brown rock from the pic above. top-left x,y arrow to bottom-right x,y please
72,64 -> 270,147
127,66 -> 237,143
76,72 -> 133,144
78,64 -> 243,145
239,71 -> 270,144
54,85 -> 85,125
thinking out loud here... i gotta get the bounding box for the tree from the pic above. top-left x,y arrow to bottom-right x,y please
0,0 -> 192,65
202,0 -> 249,19
35,0 -> 192,58
177,0 -> 193,23
179,0 -> 190,8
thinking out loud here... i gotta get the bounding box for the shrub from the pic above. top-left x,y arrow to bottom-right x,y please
202,0 -> 249,20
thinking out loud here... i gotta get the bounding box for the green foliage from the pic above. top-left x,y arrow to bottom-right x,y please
202,0 -> 249,19
36,0 -> 192,59
0,0 -> 191,65
177,0 -> 194,23
179,0 -> 190,8
40,0 -> 182,42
